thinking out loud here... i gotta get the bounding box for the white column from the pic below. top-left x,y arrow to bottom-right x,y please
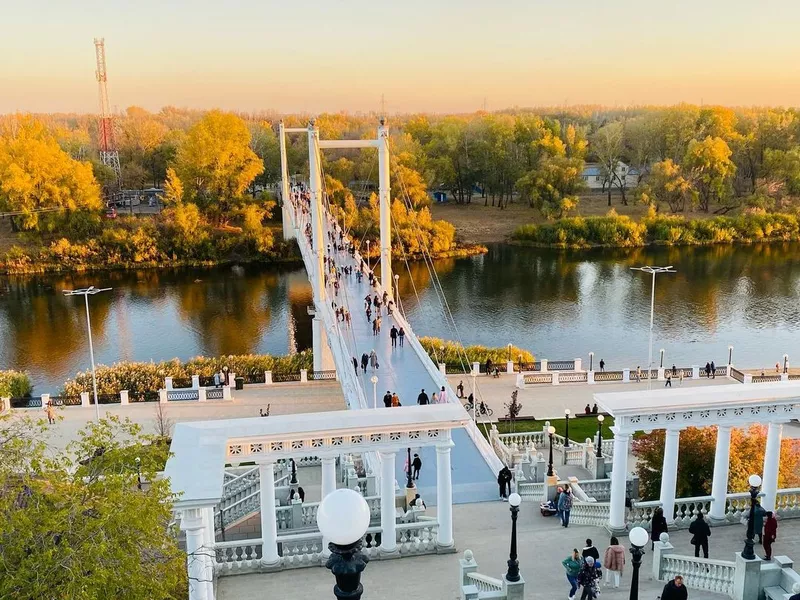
709,425 -> 732,522
202,507 -> 216,600
609,432 -> 630,531
436,441 -> 454,548
278,121 -> 295,241
307,122 -> 325,303
762,422 -> 783,512
321,456 -> 337,500
311,315 -> 334,372
379,451 -> 398,553
377,120 -> 392,298
182,508 -> 208,600
660,428 -> 681,524
259,462 -> 280,566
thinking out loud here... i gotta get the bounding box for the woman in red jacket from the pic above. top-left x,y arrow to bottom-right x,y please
763,511 -> 778,560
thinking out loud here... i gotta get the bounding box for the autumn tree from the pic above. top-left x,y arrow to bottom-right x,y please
632,425 -> 800,500
0,117 -> 102,230
0,414 -> 187,599
647,159 -> 695,213
684,136 -> 736,212
174,110 -> 264,222
591,122 -> 626,206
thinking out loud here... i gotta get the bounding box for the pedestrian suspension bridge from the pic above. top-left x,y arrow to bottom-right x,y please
277,120 -> 502,503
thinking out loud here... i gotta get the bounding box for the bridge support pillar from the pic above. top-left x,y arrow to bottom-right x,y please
259,461 -> 280,567
377,120 -> 393,298
379,451 -> 398,555
278,121 -> 296,242
307,121 -> 326,303
436,440 -> 455,549
311,313 -> 335,372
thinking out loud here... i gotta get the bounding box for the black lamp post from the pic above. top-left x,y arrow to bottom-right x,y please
134,456 -> 142,491
318,489 -> 371,600
660,349 -> 665,368
728,345 -> 733,366
564,409 -> 571,448
589,352 -> 594,372
290,458 -> 298,484
741,474 -> 762,560
406,447 -> 414,489
546,426 -> 555,477
628,527 -> 649,600
505,493 -> 522,582
596,415 -> 605,458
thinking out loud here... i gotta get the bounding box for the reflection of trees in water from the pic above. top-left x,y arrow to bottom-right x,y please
286,274 -> 313,352
175,269 -> 280,356
0,274 -> 112,375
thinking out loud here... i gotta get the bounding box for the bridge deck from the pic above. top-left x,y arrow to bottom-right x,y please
291,201 -> 498,503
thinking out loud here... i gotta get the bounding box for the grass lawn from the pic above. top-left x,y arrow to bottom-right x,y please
489,416 -> 615,442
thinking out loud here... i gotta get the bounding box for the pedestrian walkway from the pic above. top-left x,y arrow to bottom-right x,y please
218,498 -> 797,600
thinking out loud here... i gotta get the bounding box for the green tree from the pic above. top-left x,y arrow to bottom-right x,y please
174,110 -> 264,222
763,147 -> 800,196
0,414 -> 186,599
591,122 -> 626,206
0,117 -> 102,230
648,159 -> 695,213
684,136 -> 736,212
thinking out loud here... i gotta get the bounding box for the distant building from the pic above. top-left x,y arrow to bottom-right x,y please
581,161 -> 640,190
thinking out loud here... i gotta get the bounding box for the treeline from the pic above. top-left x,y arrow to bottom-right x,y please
419,337 -> 534,367
513,209 -> 800,248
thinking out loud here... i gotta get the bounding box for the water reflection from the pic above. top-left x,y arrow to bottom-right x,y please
2,243 -> 800,392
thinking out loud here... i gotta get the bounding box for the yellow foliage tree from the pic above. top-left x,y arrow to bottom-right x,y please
0,117 -> 101,230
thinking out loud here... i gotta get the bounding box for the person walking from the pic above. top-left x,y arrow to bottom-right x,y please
582,539 -> 600,567
750,500 -> 766,544
558,486 -> 573,527
665,373 -> 672,387
369,349 -> 379,371
375,316 -> 382,334
412,453 -> 422,480
45,400 -> 56,425
390,325 -> 398,347
439,385 -> 448,404
497,466 -> 512,499
705,362 -> 712,378
763,511 -> 777,560
650,506 -> 668,549
599,359 -> 605,372
398,326 -> 405,347
431,391 -> 438,404
372,318 -> 378,336
602,537 -> 625,588
383,390 -> 393,408
679,369 -> 684,385
577,557 -> 600,600
391,392 -> 400,407
352,356 -> 359,376
562,549 -> 582,600
711,360 -> 716,379
635,366 -> 641,382
361,353 -> 369,374
689,511 -> 711,558
457,380 -> 464,398
660,575 -> 688,600
485,358 -> 493,376
417,388 -> 429,405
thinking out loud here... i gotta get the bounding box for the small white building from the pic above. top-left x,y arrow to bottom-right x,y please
581,161 -> 640,190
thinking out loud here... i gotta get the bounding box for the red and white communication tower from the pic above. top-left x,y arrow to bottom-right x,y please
93,37 -> 122,184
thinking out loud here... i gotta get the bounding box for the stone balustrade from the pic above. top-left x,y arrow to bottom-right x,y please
459,549 -> 524,600
571,501 -> 612,527
575,478 -> 612,501
517,482 -> 545,501
659,551 -> 736,596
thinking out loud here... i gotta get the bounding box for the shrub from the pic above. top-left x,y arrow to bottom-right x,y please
419,337 -> 534,367
0,370 -> 33,397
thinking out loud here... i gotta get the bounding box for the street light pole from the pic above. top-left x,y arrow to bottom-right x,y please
546,426 -> 555,477
505,493 -> 522,582
63,286 -> 112,421
630,266 -> 676,390
564,409 -> 571,448
370,375 -> 378,409
628,527 -> 649,600
596,415 -> 605,458
365,240 -> 370,271
406,447 -> 414,489
742,474 -> 762,560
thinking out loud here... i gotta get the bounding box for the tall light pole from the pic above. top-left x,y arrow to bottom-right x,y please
505,493 -> 522,582
630,266 -> 676,390
370,375 -> 378,409
742,474 -> 762,560
628,526 -> 649,600
63,286 -> 112,421
365,240 -> 370,271
596,414 -> 605,458
393,273 -> 399,307
564,409 -> 571,448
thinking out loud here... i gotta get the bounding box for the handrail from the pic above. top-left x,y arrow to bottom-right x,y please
466,572 -> 504,590
223,466 -> 259,489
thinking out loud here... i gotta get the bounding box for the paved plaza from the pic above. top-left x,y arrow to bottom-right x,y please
217,498 -> 800,600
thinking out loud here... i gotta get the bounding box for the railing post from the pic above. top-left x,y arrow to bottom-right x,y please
159,389 -> 168,404
41,393 -> 50,409
651,534 -> 674,580
692,365 -> 700,379
120,390 -> 129,406
290,496 -> 303,529
506,360 -> 514,374
191,375 -> 200,389
265,370 -> 272,385
743,374 -> 752,384
587,371 -> 595,385
657,367 -> 665,381
552,371 -> 560,386
472,361 -> 480,375
439,362 -> 446,375
222,386 -> 232,401
781,373 -> 789,382
459,549 -> 478,586
540,359 -> 548,372
300,369 -> 308,383
573,358 -> 582,372
165,376 -> 173,391
623,368 -> 630,383
81,392 -> 90,407
198,388 -> 207,402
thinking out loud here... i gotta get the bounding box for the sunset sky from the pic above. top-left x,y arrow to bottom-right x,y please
3,0 -> 800,114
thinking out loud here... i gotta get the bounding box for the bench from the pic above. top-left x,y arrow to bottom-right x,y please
575,412 -> 611,418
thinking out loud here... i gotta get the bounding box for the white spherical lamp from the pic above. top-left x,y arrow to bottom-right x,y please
317,488 -> 371,545
508,492 -> 522,508
749,474 -> 762,488
629,526 -> 649,548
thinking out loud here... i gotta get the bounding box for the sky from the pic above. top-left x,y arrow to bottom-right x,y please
3,0 -> 800,114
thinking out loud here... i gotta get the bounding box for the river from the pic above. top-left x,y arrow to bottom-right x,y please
2,243 -> 799,393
